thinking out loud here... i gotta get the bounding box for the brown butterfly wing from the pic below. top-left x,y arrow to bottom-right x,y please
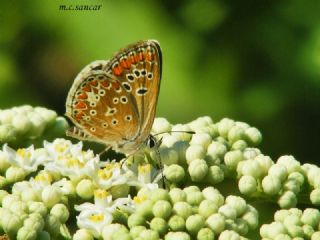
65,60 -> 140,148
104,40 -> 162,143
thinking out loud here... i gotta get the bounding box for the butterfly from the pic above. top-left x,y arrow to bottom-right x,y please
65,40 -> 162,155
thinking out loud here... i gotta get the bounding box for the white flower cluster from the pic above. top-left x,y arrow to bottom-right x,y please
153,117 -> 319,209
99,185 -> 258,240
260,208 -> 320,239
0,105 -> 68,146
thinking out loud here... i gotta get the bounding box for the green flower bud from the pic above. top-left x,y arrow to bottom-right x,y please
12,114 -> 32,136
164,164 -> 185,183
28,202 -> 47,217
0,207 -> 11,228
225,196 -> 247,217
2,213 -> 23,238
0,190 -> 8,203
159,148 -> 179,165
150,217 -> 168,236
172,141 -> 189,165
238,175 -> 257,195
16,226 -> 37,240
244,127 -> 262,146
29,213 -> 45,228
287,225 -> 304,238
0,176 -> 8,189
231,140 -> 248,151
165,231 -> 191,240
202,187 -> 224,207
186,145 -> 206,164
190,133 -> 212,148
288,208 -> 302,217
262,175 -> 282,195
161,135 -> 179,148
188,159 -> 208,182
0,151 -> 10,173
150,188 -> 170,202
204,166 -> 224,184
34,107 -> 57,125
44,215 -> 61,237
303,225 -> 314,238
36,231 -> 51,240
102,223 -> 127,239
128,213 -> 146,228
312,232 -> 320,240
169,188 -> 187,203
219,205 -> 237,220
6,166 -> 27,183
243,148 -> 261,160
2,194 -> 20,208
183,186 -> 200,194
268,164 -> 288,182
277,155 -> 301,174
111,230 -> 132,240
9,200 -> 28,214
186,191 -> 204,206
255,154 -> 273,176
110,184 -> 130,199
278,191 -> 297,208
301,208 -> 320,228
310,189 -> 320,205
173,202 -> 193,219
0,124 -> 16,143
139,229 -> 159,240
207,142 -> 228,160
136,199 -> 153,220
228,125 -> 245,144
73,229 -> 94,240
206,213 -> 225,234
76,179 -> 94,200
45,117 -> 69,138
224,150 -> 243,170
197,228 -> 215,240
130,226 -> 146,238
41,186 -> 62,208
274,209 -> 290,223
21,188 -> 40,202
23,216 -> 44,233
284,178 -> 301,194
152,200 -> 172,219
274,234 -> 291,240
28,113 -> 46,138
0,109 -> 14,124
234,218 -> 249,235
198,200 -> 218,218
186,214 -> 205,235
168,215 -> 185,231
260,222 -> 286,238
240,160 -> 263,179
217,118 -> 235,138
50,203 -> 69,224
153,118 -> 172,134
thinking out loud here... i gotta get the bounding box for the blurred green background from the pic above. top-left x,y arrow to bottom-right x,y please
1,0 -> 320,163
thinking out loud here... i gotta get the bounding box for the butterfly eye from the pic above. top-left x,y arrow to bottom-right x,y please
112,119 -> 118,125
146,135 -> 157,149
125,115 -> 132,121
90,102 -> 96,107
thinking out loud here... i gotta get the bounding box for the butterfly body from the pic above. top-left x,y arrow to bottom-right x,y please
65,40 -> 162,154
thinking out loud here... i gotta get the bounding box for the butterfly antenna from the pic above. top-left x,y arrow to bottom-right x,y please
155,145 -> 166,188
153,130 -> 195,137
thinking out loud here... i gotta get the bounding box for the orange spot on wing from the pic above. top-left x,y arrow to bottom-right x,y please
89,80 -> 98,86
120,58 -> 131,69
75,111 -> 85,120
77,92 -> 88,100
112,82 -> 120,89
82,85 -> 91,92
75,101 -> 87,109
112,65 -> 123,76
145,51 -> 153,61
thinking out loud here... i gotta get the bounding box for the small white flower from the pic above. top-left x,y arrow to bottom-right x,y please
3,144 -> 47,172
